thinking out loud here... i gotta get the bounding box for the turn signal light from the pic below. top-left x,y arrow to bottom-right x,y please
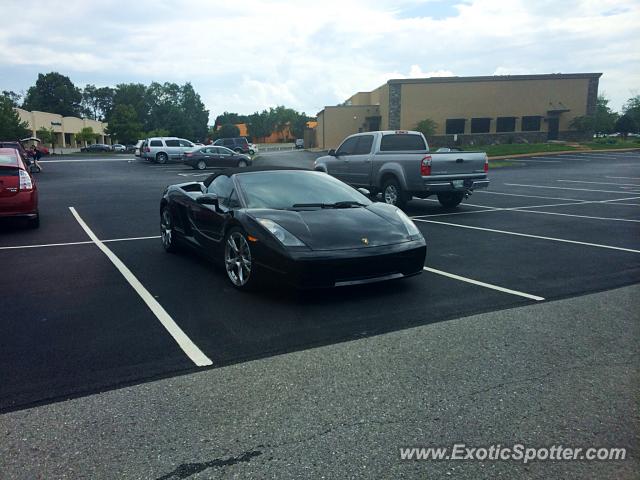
420,155 -> 432,176
484,155 -> 489,173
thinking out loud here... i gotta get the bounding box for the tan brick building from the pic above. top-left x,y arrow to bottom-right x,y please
316,73 -> 601,149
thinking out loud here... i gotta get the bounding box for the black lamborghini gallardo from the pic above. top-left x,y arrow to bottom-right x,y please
160,168 -> 426,289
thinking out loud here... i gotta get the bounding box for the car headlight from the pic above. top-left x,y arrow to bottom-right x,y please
257,218 -> 306,246
395,208 -> 423,238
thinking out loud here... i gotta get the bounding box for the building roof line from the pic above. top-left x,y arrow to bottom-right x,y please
386,73 -> 602,85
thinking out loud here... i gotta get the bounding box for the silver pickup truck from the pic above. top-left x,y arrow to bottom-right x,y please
314,130 -> 489,208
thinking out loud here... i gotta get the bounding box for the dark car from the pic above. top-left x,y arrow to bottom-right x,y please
160,168 -> 426,290
81,143 -> 112,152
212,137 -> 250,154
183,146 -> 251,170
0,147 -> 39,228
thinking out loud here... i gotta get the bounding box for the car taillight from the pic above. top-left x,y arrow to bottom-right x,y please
484,155 -> 489,173
19,170 -> 33,191
420,155 -> 432,176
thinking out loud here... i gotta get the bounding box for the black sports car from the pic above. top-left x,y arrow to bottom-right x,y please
183,146 -> 251,170
160,168 -> 426,289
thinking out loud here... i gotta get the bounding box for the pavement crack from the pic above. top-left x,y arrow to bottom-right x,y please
155,448 -> 263,480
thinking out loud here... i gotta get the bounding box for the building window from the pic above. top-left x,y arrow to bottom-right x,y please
445,119 -> 466,135
471,118 -> 491,133
496,117 -> 516,133
521,116 -> 542,131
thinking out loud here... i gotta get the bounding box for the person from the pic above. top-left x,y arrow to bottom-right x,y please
30,145 -> 43,172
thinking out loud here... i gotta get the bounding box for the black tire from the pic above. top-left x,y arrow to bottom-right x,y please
234,148 -> 242,153
160,207 -> 179,253
249,149 -> 255,155
224,227 -> 258,290
437,192 -> 465,209
237,159 -> 248,168
27,214 -> 40,229
382,177 -> 409,208
156,152 -> 168,164
196,160 -> 207,170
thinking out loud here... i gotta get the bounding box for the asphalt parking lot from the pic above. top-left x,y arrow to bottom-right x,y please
1,150 -> 639,413
0,149 -> 639,478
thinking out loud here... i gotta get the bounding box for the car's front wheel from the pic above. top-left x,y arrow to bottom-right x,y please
160,207 -> 179,253
224,227 -> 257,290
196,160 -> 207,170
238,159 -> 248,168
382,177 -> 409,208
156,152 -> 168,164
437,192 -> 465,209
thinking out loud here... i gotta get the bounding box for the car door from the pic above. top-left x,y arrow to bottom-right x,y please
164,139 -> 181,160
344,134 -> 374,186
191,175 -> 233,250
216,147 -> 237,167
327,136 -> 359,183
179,139 -> 194,157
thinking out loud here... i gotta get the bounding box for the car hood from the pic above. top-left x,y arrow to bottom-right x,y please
248,204 -> 412,250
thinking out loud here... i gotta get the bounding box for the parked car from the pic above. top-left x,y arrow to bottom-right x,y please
295,139 -> 304,149
159,168 -> 426,290
134,140 -> 145,157
81,143 -> 112,152
112,144 -> 126,152
183,146 -> 252,170
314,130 -> 489,208
212,137 -> 250,154
125,144 -> 137,153
0,147 -> 39,228
141,137 -> 196,164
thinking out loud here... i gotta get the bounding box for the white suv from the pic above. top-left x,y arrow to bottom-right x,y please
141,137 -> 195,164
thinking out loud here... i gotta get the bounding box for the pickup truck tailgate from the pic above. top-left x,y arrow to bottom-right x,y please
430,151 -> 487,176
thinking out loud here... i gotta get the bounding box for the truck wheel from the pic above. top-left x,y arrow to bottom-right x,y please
437,192 -> 465,209
382,178 -> 408,208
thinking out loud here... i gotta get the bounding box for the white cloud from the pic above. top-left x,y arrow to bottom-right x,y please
1,0 -> 638,115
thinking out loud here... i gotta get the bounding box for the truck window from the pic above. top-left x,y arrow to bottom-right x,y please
354,135 -> 374,154
336,136 -> 359,155
380,134 -> 425,151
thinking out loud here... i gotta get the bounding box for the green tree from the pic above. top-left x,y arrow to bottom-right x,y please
615,114 -> 638,137
290,112 -> 310,139
218,123 -> 240,138
622,94 -> 640,130
74,127 -> 99,145
415,118 -> 438,137
146,129 -> 170,138
106,105 -> 143,144
214,112 -> 247,128
570,95 -> 619,136
2,90 -> 23,108
247,110 -> 276,140
22,72 -> 82,116
109,83 -> 149,129
82,84 -> 114,121
144,82 -> 209,140
0,94 -> 30,139
37,127 -> 56,147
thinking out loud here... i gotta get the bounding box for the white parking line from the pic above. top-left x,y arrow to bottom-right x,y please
528,156 -> 590,161
413,198 -> 491,209
504,183 -> 636,194
0,236 -> 160,251
607,176 -> 640,180
475,191 -> 585,201
557,180 -> 640,187
506,159 -> 562,163
413,219 -> 640,254
423,267 -> 545,301
69,207 -> 213,367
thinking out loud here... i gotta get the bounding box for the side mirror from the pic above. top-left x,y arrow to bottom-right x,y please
357,187 -> 371,197
328,149 -> 336,156
196,193 -> 219,209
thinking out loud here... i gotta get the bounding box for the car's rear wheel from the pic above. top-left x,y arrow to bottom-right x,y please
156,152 -> 168,164
382,177 -> 409,208
249,149 -> 255,155
160,207 -> 179,253
196,160 -> 207,170
437,192 -> 465,209
224,228 -> 256,290
238,159 -> 248,168
234,148 -> 242,153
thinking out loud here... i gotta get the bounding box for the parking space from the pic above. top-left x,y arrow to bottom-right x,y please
1,150 -> 638,412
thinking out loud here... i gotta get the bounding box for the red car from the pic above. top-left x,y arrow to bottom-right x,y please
0,147 -> 39,228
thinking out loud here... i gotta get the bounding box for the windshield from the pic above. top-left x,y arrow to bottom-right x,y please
236,171 -> 371,209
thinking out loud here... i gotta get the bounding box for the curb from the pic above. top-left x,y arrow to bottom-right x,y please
489,147 -> 640,160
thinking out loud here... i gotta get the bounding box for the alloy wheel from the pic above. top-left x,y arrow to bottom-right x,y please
225,232 -> 252,286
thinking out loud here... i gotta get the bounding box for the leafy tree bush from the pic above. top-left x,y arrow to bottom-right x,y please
218,123 -> 240,138
415,118 -> 438,137
0,94 -> 30,139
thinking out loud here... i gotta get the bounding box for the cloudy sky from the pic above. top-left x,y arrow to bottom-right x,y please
1,0 -> 638,119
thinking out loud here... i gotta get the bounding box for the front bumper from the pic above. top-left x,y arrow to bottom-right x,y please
257,239 -> 427,288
